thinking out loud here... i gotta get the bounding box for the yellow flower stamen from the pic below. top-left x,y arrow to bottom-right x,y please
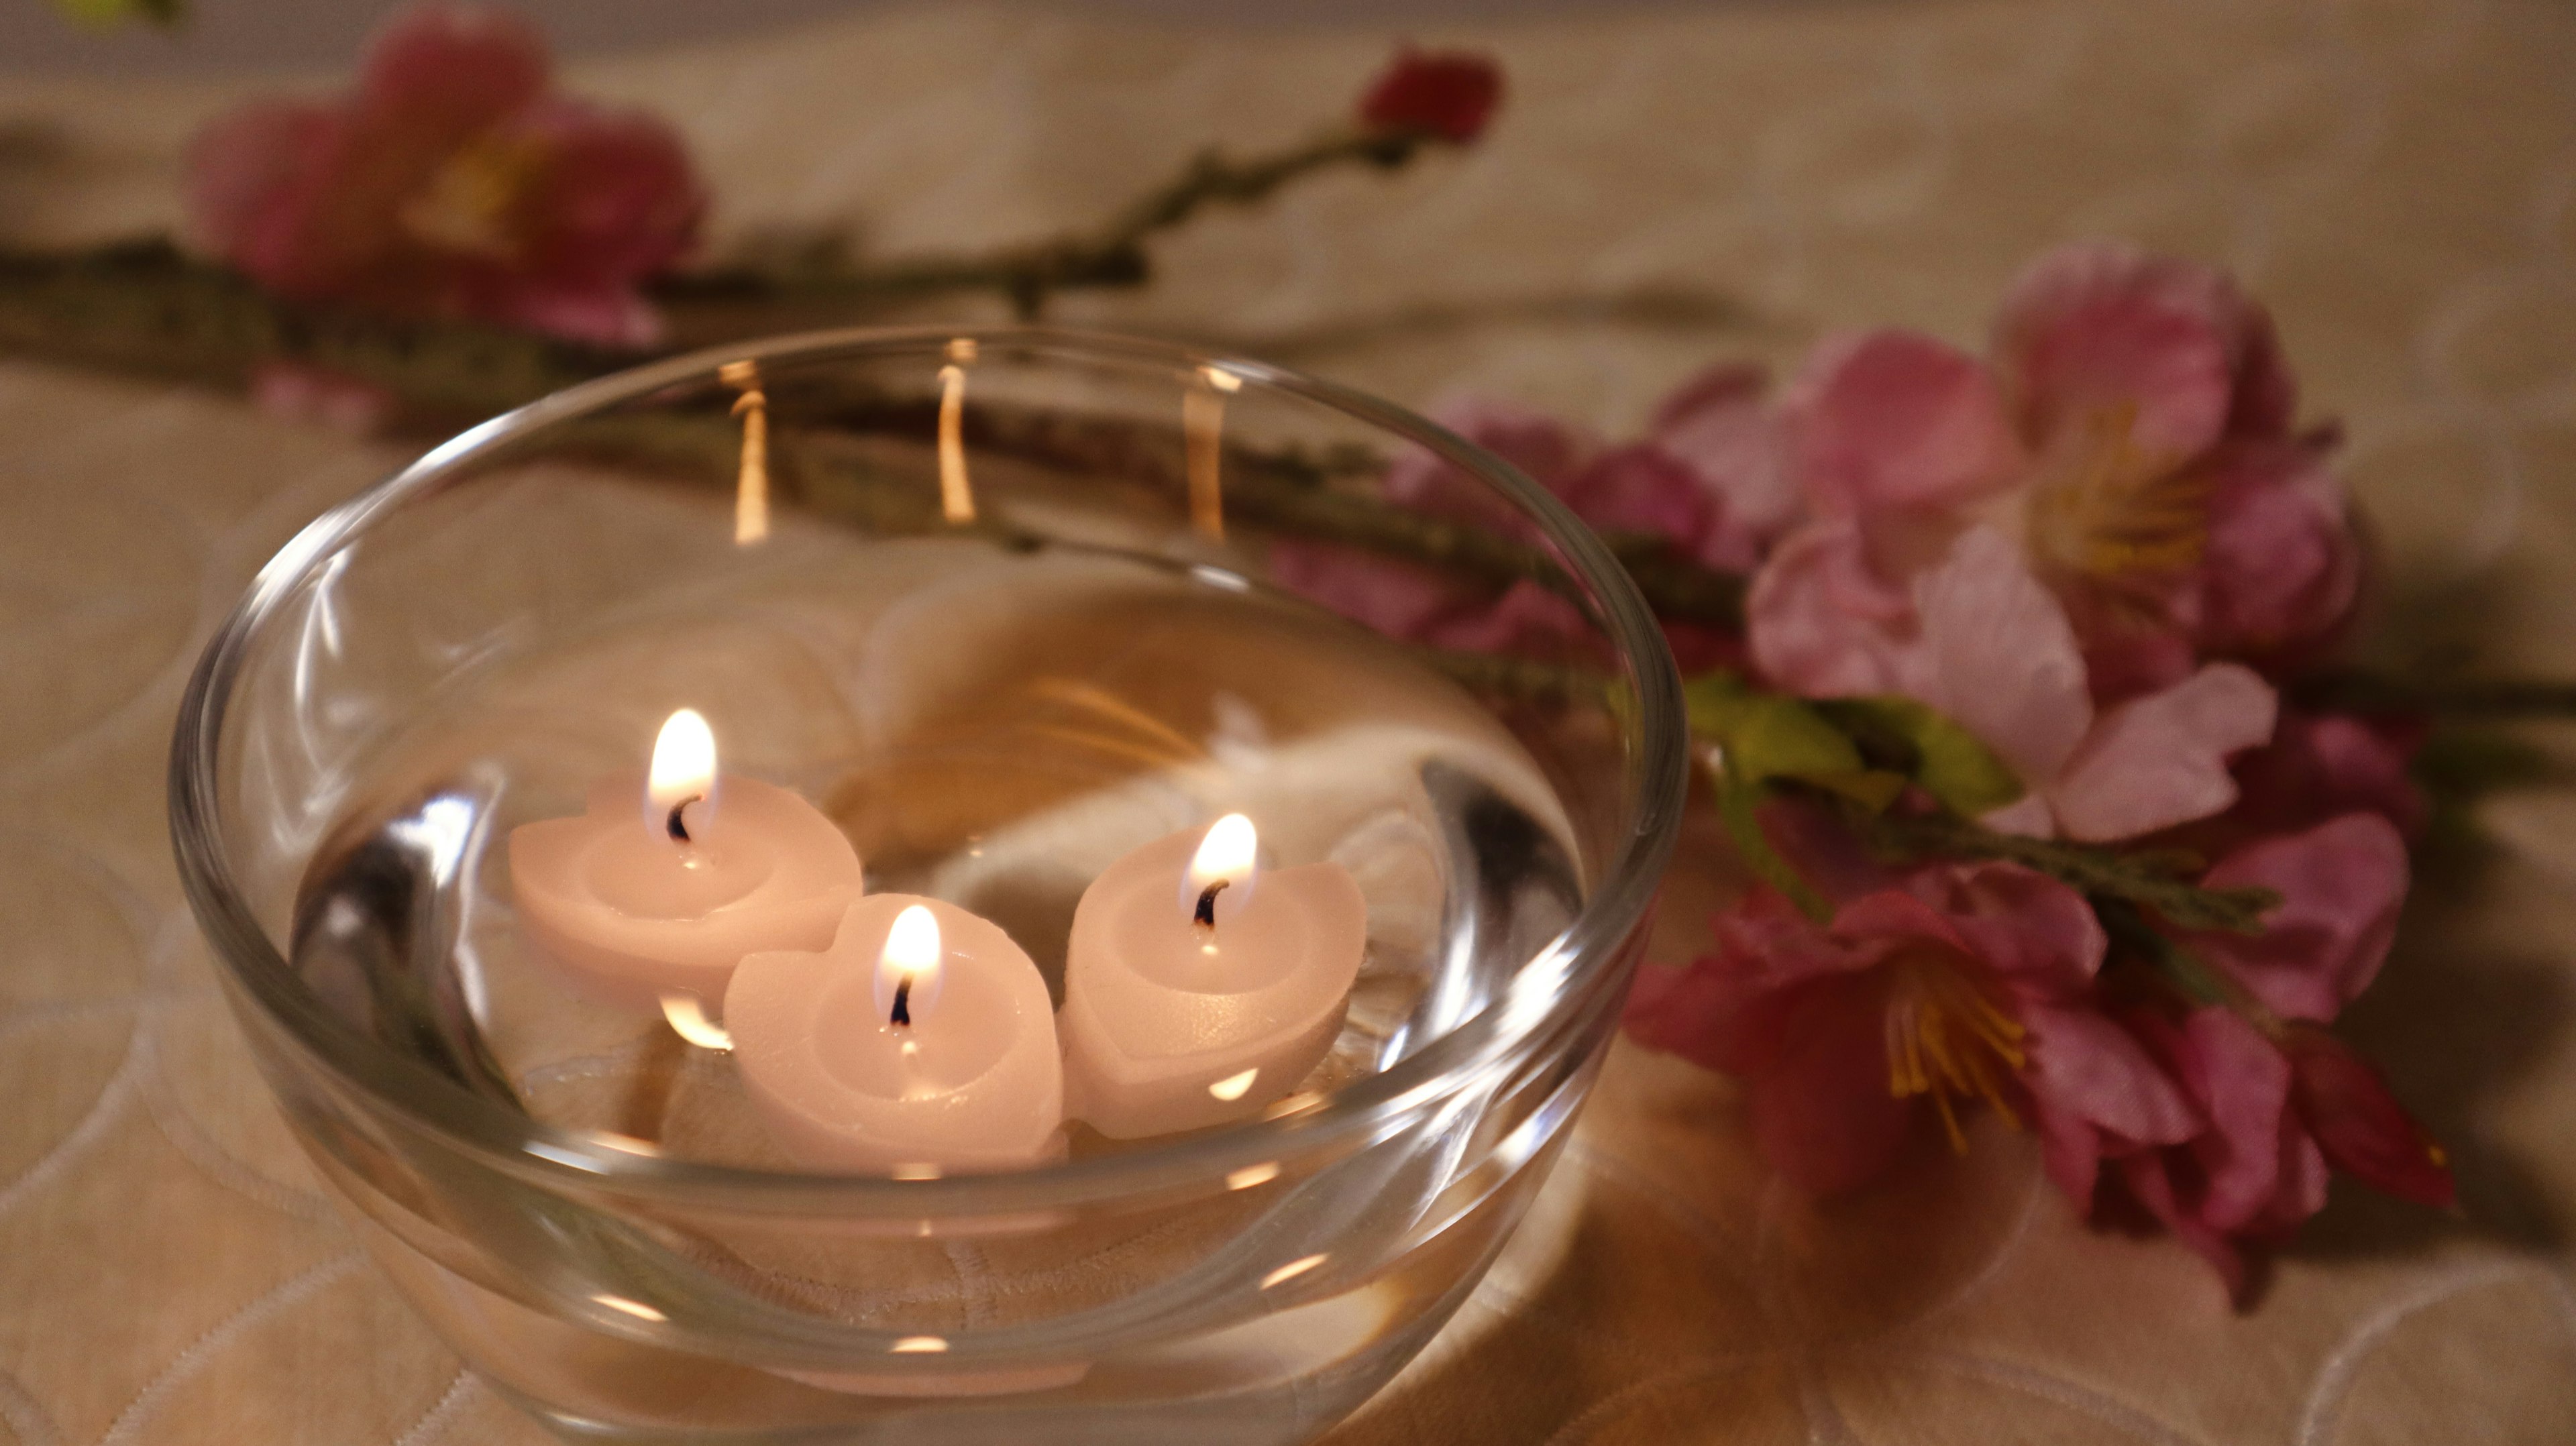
1882,950 -> 2029,1154
399,130 -> 549,262
2021,402 -> 2213,628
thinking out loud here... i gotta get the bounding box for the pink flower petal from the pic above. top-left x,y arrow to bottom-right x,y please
1993,243 -> 2248,462
1421,578 -> 1593,655
2023,1003 -> 2202,1150
1918,861 -> 2106,995
1746,975 -> 1919,1196
2194,441 -> 2360,660
2192,813 -> 2410,1022
1748,520 -> 1923,697
2222,710 -> 2428,842
1650,360 -> 1767,434
1909,525 -> 2094,787
2046,662 -> 2276,842
1387,395 -> 1595,518
1267,541 -> 1473,641
1786,330 -> 2021,516
2226,302 -> 2300,440
1650,362 -> 1802,555
2179,1007 -> 2300,1233
1623,888 -> 1873,1077
2121,1151 -> 2251,1298
2283,1027 -> 2455,1209
508,98 -> 706,282
182,101 -> 333,266
1555,443 -> 1717,555
356,4 -> 549,131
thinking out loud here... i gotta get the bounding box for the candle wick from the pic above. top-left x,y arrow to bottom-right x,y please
890,972 -> 914,1029
666,796 -> 700,844
1193,879 -> 1230,932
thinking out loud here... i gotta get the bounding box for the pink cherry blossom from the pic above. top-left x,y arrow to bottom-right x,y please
185,4 -> 705,347
2219,709 -> 2427,842
2040,814 -> 2442,1296
1273,378 -> 1786,669
1623,861 -> 2187,1196
2108,1005 -> 2328,1298
1357,47 -> 1503,144
2180,812 -> 2410,1023
1750,243 -> 2362,712
1789,523 -> 2279,842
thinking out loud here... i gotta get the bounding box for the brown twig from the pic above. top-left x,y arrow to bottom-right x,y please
2287,667 -> 2576,720
659,127 -> 1440,319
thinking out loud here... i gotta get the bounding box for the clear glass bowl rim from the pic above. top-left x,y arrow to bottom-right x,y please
168,325 -> 1689,1213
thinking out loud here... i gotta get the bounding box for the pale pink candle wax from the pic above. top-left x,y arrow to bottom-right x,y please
507,710 -> 864,1015
727,895 -> 1065,1172
1059,815 -> 1367,1138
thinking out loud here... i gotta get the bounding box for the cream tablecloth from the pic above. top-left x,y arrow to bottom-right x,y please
7,0 -> 2576,1440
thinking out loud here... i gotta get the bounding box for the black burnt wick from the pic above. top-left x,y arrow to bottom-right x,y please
1194,879 -> 1230,930
890,974 -> 914,1028
666,795 -> 701,844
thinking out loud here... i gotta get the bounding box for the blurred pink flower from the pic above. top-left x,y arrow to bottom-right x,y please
248,361 -> 395,434
1749,243 -> 2359,709
185,4 -> 705,347
2047,814 -> 2445,1296
2180,812 -> 2410,1023
2105,1005 -> 2328,1298
1623,862 -> 2192,1197
1758,522 -> 2279,841
2211,709 -> 2428,846
1358,46 -> 1504,143
1275,374 -> 1788,669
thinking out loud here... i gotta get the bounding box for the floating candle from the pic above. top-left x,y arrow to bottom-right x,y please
1059,815 -> 1367,1138
727,895 -> 1065,1172
507,710 -> 865,1014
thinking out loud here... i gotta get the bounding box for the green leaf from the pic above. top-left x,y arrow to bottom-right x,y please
1819,695 -> 2025,817
1687,673 -> 1864,785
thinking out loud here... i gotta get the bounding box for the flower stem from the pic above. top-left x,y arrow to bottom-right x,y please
1851,810 -> 2278,934
659,126 -> 1439,319
2288,667 -> 2576,719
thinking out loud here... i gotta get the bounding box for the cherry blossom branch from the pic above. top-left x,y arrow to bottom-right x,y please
1406,649 -> 2287,934
2287,666 -> 2576,719
663,127 -> 1450,320
0,122 -> 1481,404
1847,808 -> 2279,934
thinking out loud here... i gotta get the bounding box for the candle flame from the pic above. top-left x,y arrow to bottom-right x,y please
1181,813 -> 1259,923
1208,1066 -> 1258,1101
659,993 -> 733,1051
876,903 -> 946,1027
648,709 -> 718,837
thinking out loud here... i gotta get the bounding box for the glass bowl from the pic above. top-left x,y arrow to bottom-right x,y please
169,328 -> 1686,1444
